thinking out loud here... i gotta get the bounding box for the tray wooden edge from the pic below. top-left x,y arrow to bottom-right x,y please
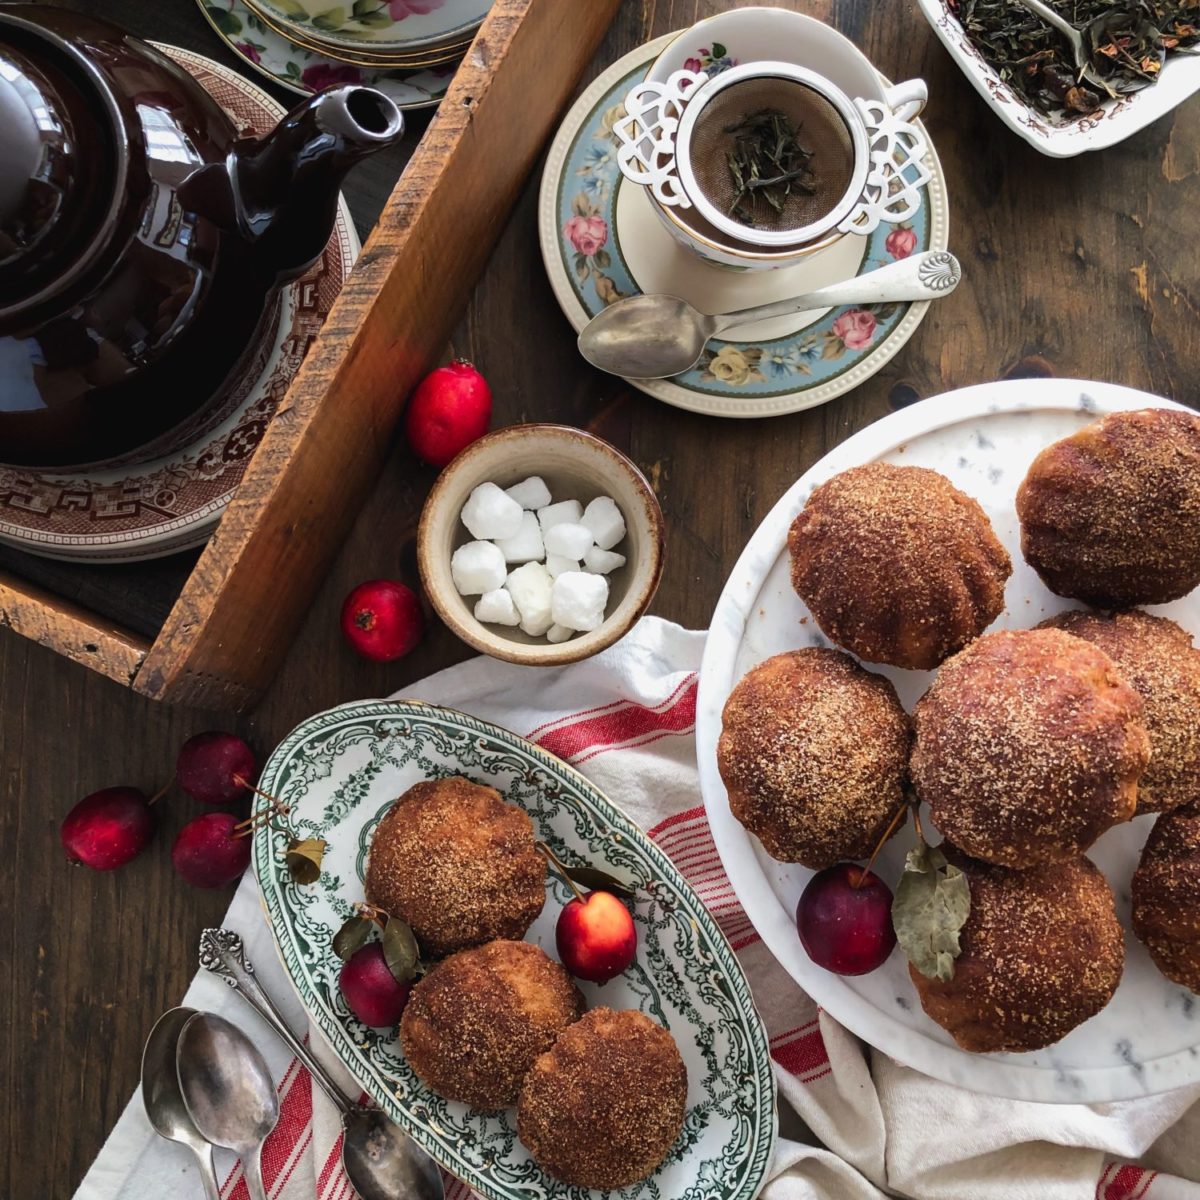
130,0 -> 623,710
0,570 -> 149,685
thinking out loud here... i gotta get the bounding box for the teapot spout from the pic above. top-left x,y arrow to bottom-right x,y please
231,86 -> 403,278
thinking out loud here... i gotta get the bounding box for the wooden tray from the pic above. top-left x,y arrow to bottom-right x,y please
0,0 -> 622,710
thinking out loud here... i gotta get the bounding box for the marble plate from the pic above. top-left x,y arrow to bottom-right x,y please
0,46 -> 357,564
537,35 -> 949,420
253,699 -> 777,1200
198,0 -> 458,105
695,378 -> 1200,1103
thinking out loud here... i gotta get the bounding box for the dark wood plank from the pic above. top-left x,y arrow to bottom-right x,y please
3,0 -> 1199,1195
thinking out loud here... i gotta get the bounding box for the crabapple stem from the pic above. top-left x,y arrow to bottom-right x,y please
147,780 -> 173,806
854,802 -> 909,888
536,841 -> 586,904
233,798 -> 291,838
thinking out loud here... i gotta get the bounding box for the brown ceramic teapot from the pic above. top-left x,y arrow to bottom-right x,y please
0,4 -> 403,468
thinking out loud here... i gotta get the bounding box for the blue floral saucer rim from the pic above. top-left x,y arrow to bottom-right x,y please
538,34 -> 950,420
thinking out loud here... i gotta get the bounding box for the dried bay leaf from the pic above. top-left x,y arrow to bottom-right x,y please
382,916 -> 420,984
286,837 -> 327,884
892,843 -> 971,982
332,913 -> 373,961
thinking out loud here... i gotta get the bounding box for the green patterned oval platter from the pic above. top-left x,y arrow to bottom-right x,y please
252,699 -> 777,1200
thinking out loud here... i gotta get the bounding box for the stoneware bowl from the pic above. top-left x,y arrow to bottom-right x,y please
417,424 -> 665,666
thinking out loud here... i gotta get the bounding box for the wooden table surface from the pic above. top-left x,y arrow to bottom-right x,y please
3,0 -> 1197,1193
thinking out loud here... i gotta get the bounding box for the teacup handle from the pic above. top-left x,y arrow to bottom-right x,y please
883,79 -> 928,122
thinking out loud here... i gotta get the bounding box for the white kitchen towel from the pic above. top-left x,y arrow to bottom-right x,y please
75,617 -> 1200,1200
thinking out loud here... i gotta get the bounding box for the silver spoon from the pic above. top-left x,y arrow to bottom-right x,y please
199,928 -> 444,1200
176,1012 -> 279,1200
578,249 -> 962,379
1008,0 -> 1120,97
142,1007 -> 221,1200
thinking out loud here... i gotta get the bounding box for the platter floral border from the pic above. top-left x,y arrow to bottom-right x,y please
917,0 -> 1200,155
252,699 -> 778,1200
556,57 -> 934,400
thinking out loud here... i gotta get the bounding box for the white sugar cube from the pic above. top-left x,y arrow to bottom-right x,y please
451,540 -> 507,595
543,521 -> 594,560
537,499 -> 583,532
551,571 -> 609,632
505,561 -> 554,636
505,476 -> 552,511
461,482 -> 523,540
583,545 -> 626,575
546,623 -> 574,644
581,496 -> 626,550
494,510 -> 544,563
545,554 -> 578,579
473,588 -> 520,626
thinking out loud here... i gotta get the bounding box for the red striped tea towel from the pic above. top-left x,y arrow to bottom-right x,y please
76,618 -> 1200,1200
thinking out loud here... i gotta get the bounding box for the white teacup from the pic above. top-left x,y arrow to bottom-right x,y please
624,7 -> 930,271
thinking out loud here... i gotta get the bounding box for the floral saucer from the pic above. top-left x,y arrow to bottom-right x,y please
0,47 -> 357,565
197,0 -> 458,105
538,35 -> 950,419
253,699 -> 777,1200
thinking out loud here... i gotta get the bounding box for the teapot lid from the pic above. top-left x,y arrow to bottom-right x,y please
0,12 -> 123,318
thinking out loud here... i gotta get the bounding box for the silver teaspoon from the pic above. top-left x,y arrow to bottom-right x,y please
142,1007 -> 221,1200
177,1012 -> 280,1200
1007,0 -> 1120,97
199,928 -> 444,1200
577,249 -> 962,379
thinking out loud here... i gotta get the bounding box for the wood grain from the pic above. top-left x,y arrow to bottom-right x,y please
131,0 -> 623,709
3,0 -> 1199,1195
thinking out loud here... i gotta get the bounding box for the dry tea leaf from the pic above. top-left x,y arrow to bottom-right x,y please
286,837 -> 327,885
332,913 -> 372,961
892,843 -> 970,982
382,915 -> 420,984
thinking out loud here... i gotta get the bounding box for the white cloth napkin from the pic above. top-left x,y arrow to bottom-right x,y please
75,617 -> 1200,1200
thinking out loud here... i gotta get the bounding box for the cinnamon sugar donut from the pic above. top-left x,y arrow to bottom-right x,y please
718,648 -> 910,868
1040,609 -> 1200,814
1133,807 -> 1200,994
911,628 -> 1149,867
911,849 -> 1123,1053
1017,407 -> 1200,607
517,1007 -> 686,1188
366,776 -> 545,958
400,939 -> 583,1109
787,463 -> 1011,670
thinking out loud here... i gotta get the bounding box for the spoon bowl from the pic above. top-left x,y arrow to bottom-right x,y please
177,1012 -> 280,1200
578,250 -> 961,379
142,1007 -> 221,1200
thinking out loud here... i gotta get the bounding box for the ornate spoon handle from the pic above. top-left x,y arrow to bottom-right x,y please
199,928 -> 352,1117
710,250 -> 962,335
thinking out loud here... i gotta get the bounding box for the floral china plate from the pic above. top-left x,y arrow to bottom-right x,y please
917,0 -> 1200,157
249,0 -> 489,55
252,699 -> 777,1200
695,379 -> 1200,1104
198,0 -> 458,104
538,35 -> 950,419
0,46 -> 357,565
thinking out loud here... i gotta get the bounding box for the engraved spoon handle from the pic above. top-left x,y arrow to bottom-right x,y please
1008,0 -> 1086,52
199,928 -> 352,1117
708,250 -> 961,335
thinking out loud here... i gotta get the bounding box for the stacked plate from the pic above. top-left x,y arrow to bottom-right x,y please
197,0 -> 487,105
242,0 -> 487,65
